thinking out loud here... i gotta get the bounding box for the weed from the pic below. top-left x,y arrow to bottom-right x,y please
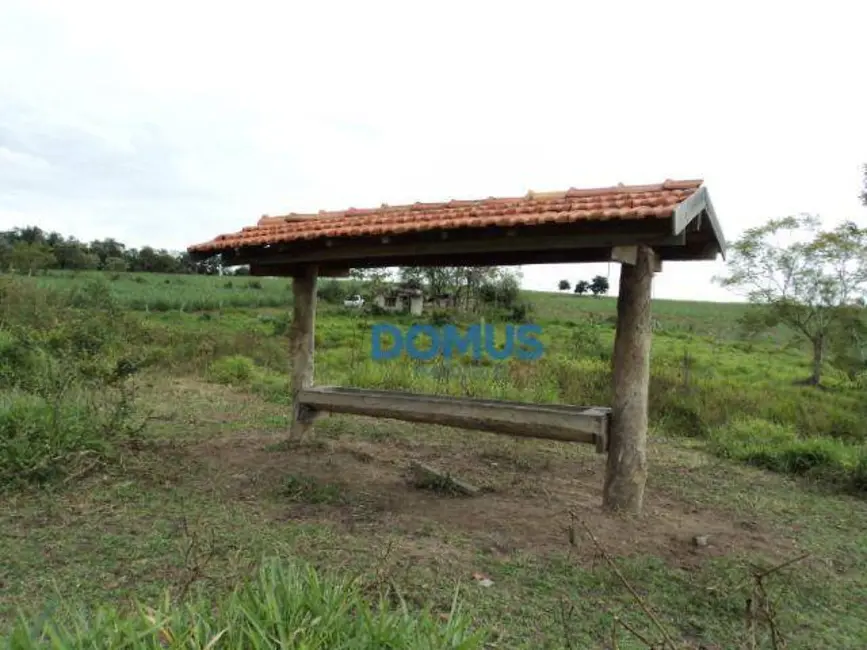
207,355 -> 256,385
282,474 -> 345,505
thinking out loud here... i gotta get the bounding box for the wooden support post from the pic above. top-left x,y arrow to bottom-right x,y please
603,245 -> 655,515
290,265 -> 318,440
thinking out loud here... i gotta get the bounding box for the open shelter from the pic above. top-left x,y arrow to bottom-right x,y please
188,179 -> 726,514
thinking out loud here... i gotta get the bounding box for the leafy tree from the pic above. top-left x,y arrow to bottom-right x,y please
478,269 -> 522,310
89,238 -> 126,268
350,268 -> 393,297
558,279 -> 570,291
574,280 -> 589,295
317,278 -> 348,304
54,240 -> 99,270
14,226 -> 46,245
589,275 -> 609,296
716,214 -> 867,385
398,267 -> 425,290
104,257 -> 128,273
9,242 -> 56,274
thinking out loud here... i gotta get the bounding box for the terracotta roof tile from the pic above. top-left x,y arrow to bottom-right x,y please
189,179 -> 704,254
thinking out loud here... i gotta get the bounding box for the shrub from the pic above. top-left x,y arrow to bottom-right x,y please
0,393 -> 103,486
0,279 -> 146,488
509,300 -> 535,322
708,417 -> 866,491
317,279 -> 348,304
207,355 -> 257,385
427,308 -> 451,326
568,321 -> 608,360
269,313 -> 292,337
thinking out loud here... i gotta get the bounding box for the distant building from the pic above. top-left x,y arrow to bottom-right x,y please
373,287 -> 424,315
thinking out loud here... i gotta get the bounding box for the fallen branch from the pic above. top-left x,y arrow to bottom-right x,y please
408,460 -> 480,496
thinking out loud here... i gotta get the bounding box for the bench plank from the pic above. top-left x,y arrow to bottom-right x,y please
298,386 -> 609,451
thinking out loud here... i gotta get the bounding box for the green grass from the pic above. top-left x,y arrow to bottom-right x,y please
2,270 -> 867,647
4,557 -> 485,648
2,377 -> 866,648
34,269 -> 294,311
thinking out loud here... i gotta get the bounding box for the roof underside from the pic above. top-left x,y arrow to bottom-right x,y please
188,179 -> 725,273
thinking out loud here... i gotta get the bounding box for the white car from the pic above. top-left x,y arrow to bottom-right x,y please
343,294 -> 365,308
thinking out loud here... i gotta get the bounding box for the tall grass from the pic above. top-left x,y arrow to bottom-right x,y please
6,271 -> 867,492
201,310 -> 867,493
5,557 -> 486,648
0,277 -> 147,488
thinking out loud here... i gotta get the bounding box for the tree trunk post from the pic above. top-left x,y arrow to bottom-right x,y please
290,265 -> 318,440
603,245 -> 656,515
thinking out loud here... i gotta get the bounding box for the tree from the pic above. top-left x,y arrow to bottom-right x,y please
398,267 -> 424,290
104,257 -> 128,272
9,242 -> 56,274
478,268 -> 522,310
574,280 -> 589,295
89,238 -> 126,268
715,214 -> 867,385
590,275 -> 609,296
54,240 -> 99,270
350,268 -> 393,297
558,279 -> 570,291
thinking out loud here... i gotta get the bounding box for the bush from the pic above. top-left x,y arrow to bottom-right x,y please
0,393 -> 100,486
708,417 -> 867,492
0,279 -> 146,488
317,279 -> 348,304
5,557 -> 487,648
427,308 -> 451,326
207,355 -> 257,385
509,300 -> 535,322
568,321 -> 608,360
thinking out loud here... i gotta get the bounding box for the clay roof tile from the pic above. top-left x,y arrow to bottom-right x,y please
188,178 -> 705,254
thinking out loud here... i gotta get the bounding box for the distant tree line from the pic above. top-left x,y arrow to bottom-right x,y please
0,226 -> 235,276
557,275 -> 609,296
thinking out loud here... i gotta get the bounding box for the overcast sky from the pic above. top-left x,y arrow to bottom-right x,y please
1,0 -> 865,301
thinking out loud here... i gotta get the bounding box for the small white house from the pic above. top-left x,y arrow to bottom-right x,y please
374,287 -> 424,315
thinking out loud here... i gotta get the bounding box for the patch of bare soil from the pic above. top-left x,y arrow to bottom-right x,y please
179,426 -> 793,571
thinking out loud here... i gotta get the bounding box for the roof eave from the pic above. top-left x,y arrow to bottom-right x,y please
672,186 -> 727,261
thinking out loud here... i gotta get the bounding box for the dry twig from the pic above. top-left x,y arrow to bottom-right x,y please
743,552 -> 807,650
175,517 -> 219,602
571,512 -> 678,650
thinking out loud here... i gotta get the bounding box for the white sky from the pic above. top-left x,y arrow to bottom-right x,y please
1,0 -> 865,301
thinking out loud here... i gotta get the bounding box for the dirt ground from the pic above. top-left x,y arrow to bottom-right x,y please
169,405 -> 792,572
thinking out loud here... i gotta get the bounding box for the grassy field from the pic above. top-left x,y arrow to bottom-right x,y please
2,271 -> 867,648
